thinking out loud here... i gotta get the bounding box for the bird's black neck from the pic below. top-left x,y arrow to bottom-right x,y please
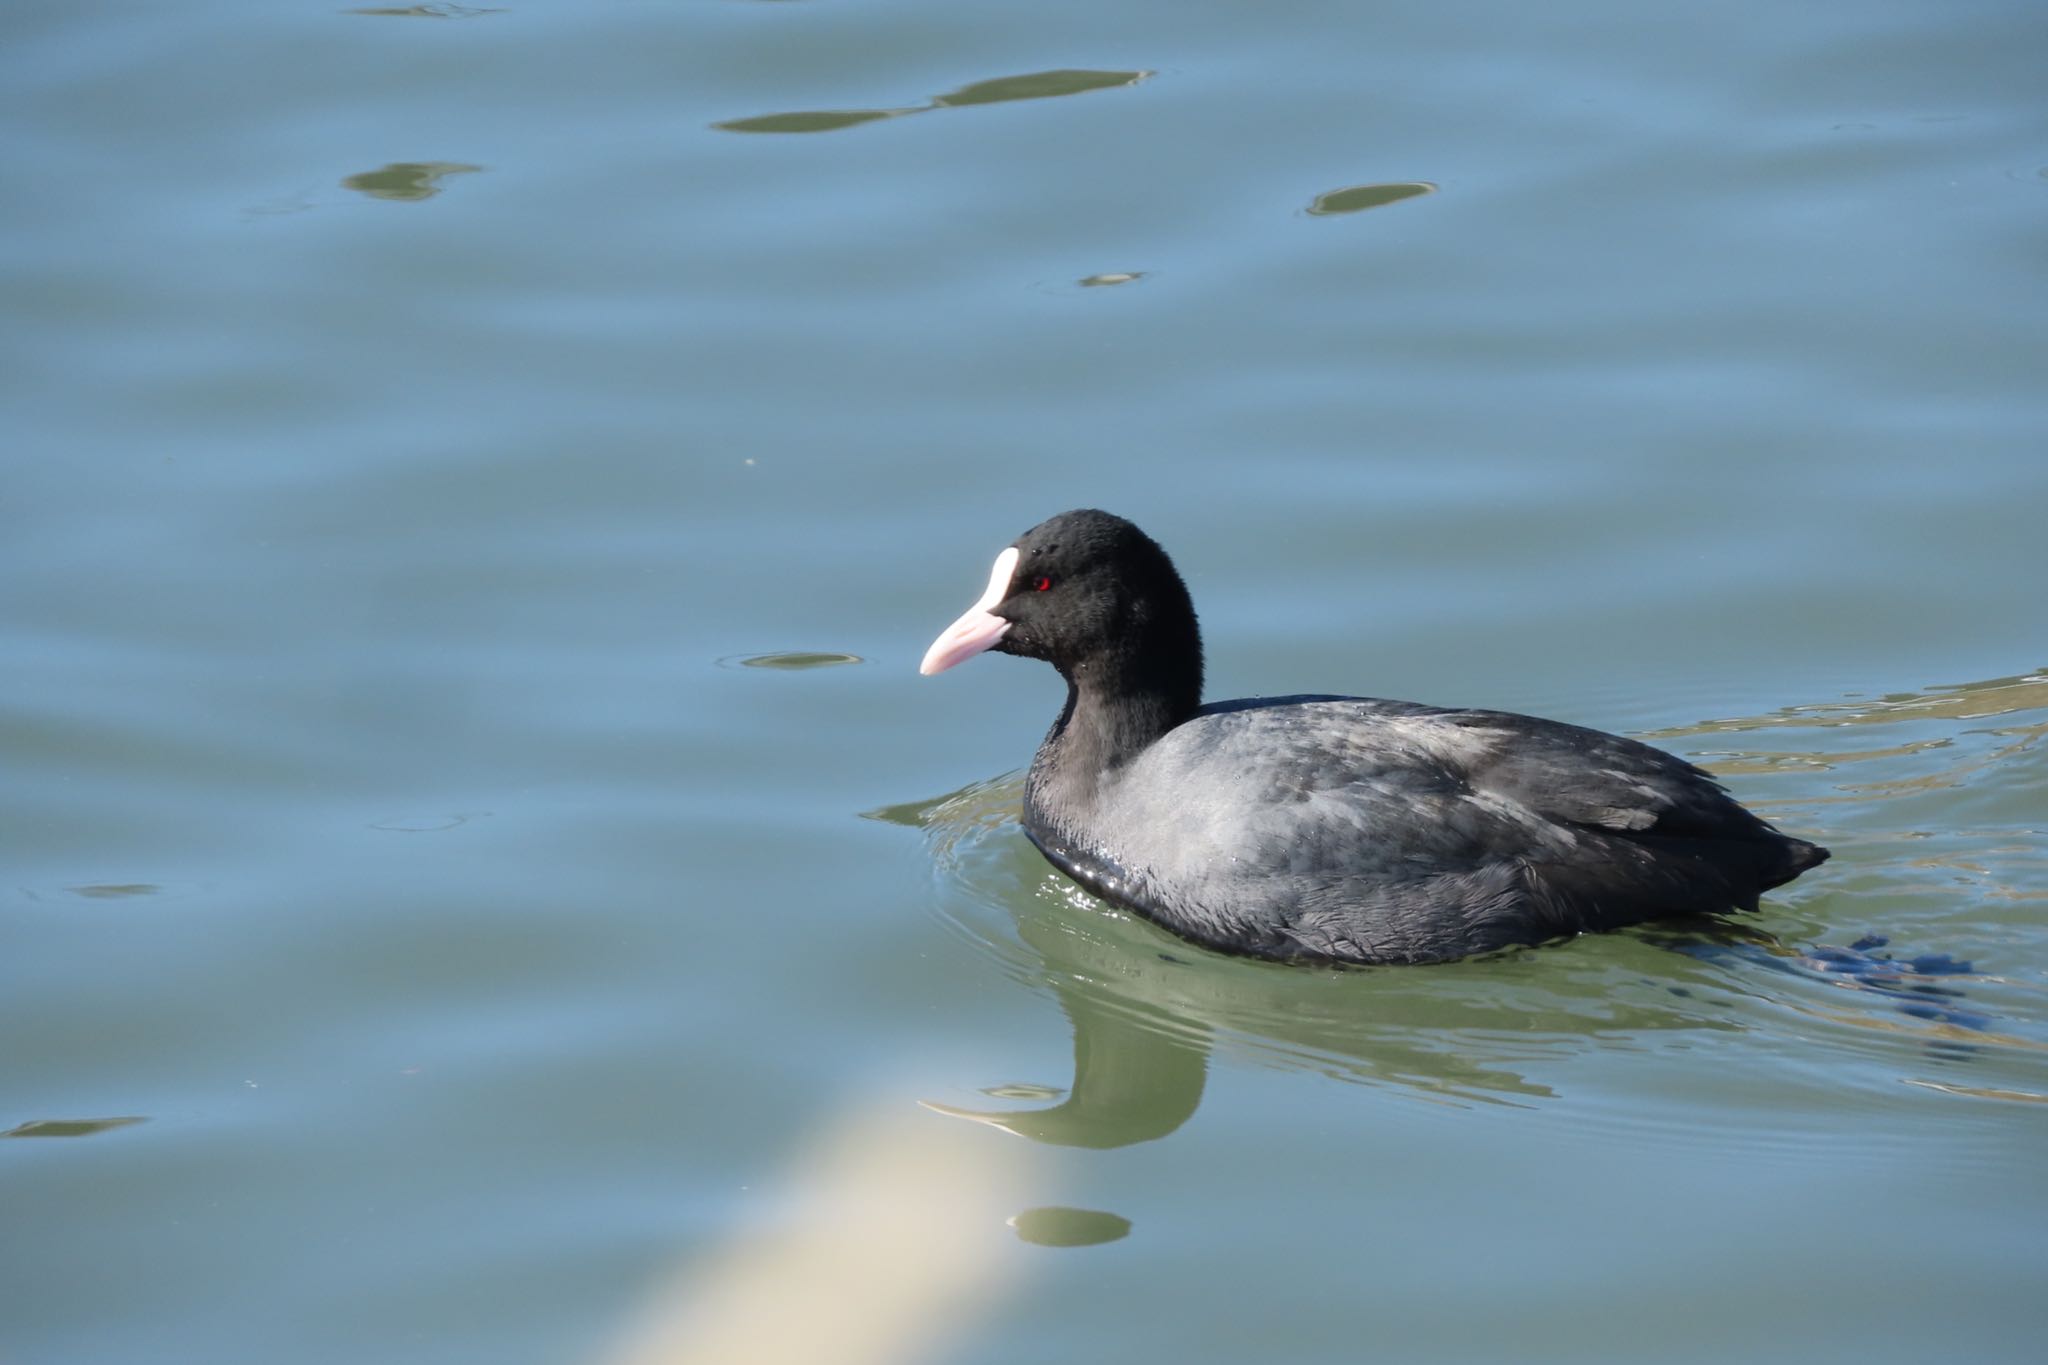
1027,631 -> 1202,829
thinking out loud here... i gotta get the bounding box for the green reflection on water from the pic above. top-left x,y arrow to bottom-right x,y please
716,68 -> 1148,134
1307,180 -> 1437,215
932,69 -> 1149,108
344,5 -> 502,16
1009,1206 -> 1133,1247
923,976 -> 1210,1148
728,651 -> 865,670
4,1117 -> 149,1138
716,108 -> 917,135
341,162 -> 485,202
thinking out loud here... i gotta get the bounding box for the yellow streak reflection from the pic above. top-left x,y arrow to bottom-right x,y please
594,1104 -> 1037,1365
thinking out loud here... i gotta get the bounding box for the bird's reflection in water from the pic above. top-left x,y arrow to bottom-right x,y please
874,779 -> 1652,1148
922,978 -> 1212,1148
873,663 -> 2033,1146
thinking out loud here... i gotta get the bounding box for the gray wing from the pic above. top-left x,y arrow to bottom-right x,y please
1097,698 -> 1816,963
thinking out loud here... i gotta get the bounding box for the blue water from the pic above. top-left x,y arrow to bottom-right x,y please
5,2 -> 2045,1362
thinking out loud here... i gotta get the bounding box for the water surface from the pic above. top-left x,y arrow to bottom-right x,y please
4,2 -> 2045,1363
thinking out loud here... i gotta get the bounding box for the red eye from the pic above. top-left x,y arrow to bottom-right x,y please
1031,575 -> 1053,592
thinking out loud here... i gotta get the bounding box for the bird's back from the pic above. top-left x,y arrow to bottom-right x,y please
1024,695 -> 1826,964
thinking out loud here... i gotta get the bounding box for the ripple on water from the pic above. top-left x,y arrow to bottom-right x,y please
714,68 -> 1150,135
3,1116 -> 149,1139
719,651 -> 865,671
344,5 -> 503,17
1008,1206 -> 1133,1248
338,162 -> 484,202
1305,180 -> 1438,216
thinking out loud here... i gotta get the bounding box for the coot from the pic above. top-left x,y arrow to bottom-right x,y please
919,509 -> 1829,965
